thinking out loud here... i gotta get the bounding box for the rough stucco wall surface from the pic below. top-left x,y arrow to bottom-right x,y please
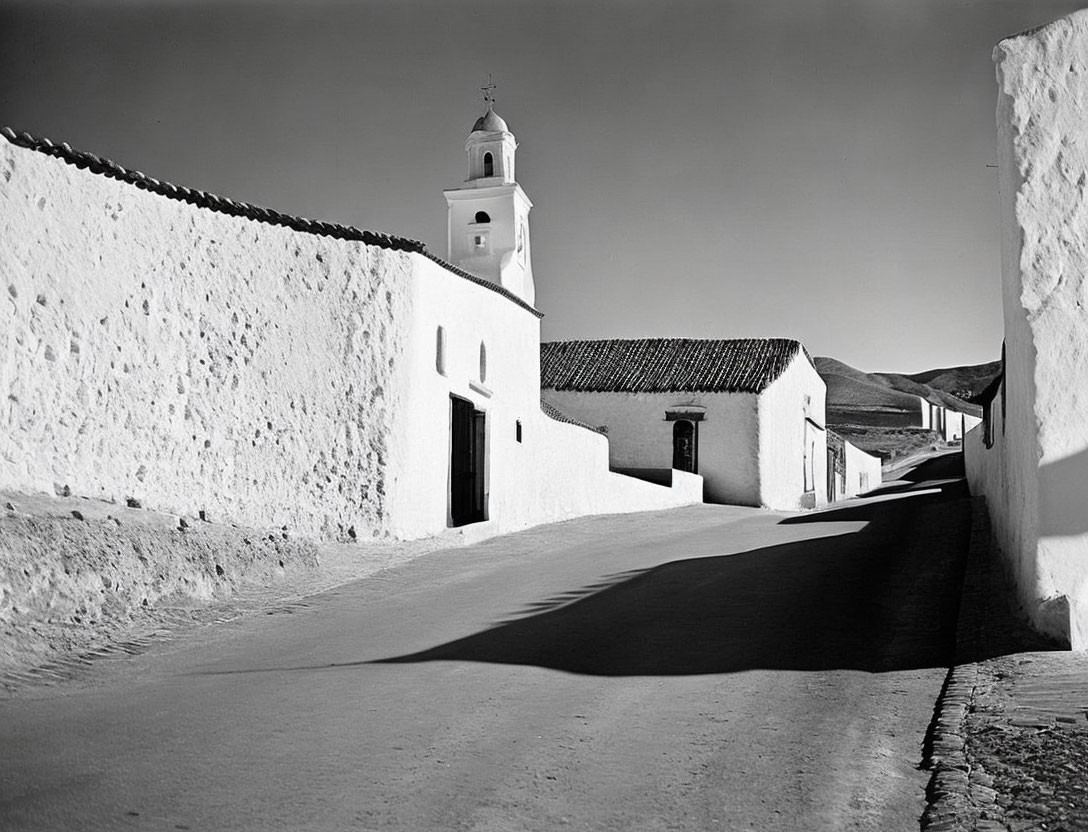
994,13 -> 1088,647
0,137 -> 413,540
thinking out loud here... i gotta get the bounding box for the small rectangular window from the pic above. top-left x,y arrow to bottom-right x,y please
474,235 -> 487,249
515,420 -> 522,443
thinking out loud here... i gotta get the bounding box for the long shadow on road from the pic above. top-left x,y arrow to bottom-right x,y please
373,460 -> 972,677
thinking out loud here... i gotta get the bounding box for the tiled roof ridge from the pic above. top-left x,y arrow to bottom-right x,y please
539,397 -> 606,435
1,126 -> 541,317
542,335 -> 808,353
540,337 -> 808,394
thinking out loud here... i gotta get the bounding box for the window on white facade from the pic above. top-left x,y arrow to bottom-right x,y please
473,234 -> 487,250
479,341 -> 487,383
435,326 -> 446,375
516,420 -> 522,443
474,211 -> 490,224
483,152 -> 494,177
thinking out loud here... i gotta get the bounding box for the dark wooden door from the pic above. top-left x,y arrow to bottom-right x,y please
472,410 -> 486,520
451,396 -> 486,527
451,397 -> 475,526
672,420 -> 696,473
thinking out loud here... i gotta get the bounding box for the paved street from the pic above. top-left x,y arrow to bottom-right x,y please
0,457 -> 970,831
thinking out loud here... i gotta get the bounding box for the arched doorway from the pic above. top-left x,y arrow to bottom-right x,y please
673,420 -> 696,473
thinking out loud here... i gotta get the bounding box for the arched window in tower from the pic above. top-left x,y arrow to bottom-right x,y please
435,326 -> 447,375
479,341 -> 487,383
483,152 -> 494,177
474,211 -> 491,224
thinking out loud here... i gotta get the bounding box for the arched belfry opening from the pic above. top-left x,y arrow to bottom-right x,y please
442,78 -> 535,306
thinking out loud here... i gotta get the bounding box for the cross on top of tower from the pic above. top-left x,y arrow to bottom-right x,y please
480,74 -> 496,107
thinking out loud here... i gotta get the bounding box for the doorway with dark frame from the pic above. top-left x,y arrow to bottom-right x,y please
450,395 -> 486,527
672,419 -> 697,474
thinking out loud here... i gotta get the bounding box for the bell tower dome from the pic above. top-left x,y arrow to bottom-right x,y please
443,81 -> 534,306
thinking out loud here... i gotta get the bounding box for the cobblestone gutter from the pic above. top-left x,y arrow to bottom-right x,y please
921,498 -> 1081,832
921,497 -> 997,831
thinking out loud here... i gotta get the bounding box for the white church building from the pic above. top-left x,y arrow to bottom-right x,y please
0,101 -> 703,542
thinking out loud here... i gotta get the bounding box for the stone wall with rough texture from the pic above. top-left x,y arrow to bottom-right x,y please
981,12 -> 1088,648
0,135 -> 414,540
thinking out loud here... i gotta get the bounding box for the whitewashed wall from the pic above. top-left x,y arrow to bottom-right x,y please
0,134 -> 701,544
0,135 -> 414,540
918,397 -> 933,430
975,13 -> 1088,648
844,439 -> 881,498
757,352 -> 828,510
391,256 -> 702,538
540,389 -> 760,506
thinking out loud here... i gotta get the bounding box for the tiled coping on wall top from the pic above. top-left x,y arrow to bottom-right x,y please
0,126 -> 542,319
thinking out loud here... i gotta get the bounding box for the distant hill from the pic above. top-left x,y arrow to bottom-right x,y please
821,372 -> 921,411
900,361 -> 1003,403
814,356 -> 997,423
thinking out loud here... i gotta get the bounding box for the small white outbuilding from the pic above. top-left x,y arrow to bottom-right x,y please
541,338 -> 829,510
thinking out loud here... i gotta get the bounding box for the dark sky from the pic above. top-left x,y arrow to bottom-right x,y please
2,0 -> 1082,372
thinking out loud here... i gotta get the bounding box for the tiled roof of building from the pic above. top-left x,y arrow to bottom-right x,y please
0,126 -> 541,319
539,398 -> 606,435
540,338 -> 808,394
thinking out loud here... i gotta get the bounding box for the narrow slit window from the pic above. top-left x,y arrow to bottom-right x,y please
515,420 -> 522,443
435,326 -> 446,375
479,341 -> 487,383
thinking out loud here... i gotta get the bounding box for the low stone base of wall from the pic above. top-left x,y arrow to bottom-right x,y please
0,491 -> 318,674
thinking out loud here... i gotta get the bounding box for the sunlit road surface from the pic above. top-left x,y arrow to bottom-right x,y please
0,455 -> 969,831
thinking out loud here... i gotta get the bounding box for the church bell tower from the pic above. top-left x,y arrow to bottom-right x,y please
444,80 -> 535,306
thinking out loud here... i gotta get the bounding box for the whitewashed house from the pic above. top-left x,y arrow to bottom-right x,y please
914,397 -> 979,441
965,12 -> 1088,649
827,430 -> 882,501
540,338 -> 828,510
0,102 -> 702,542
